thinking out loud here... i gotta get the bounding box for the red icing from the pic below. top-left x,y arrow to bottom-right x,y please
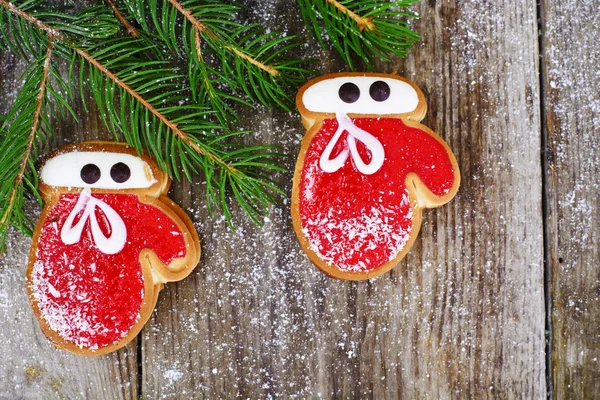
298,117 -> 455,272
31,193 -> 187,350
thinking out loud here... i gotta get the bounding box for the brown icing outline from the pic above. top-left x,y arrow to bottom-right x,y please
292,73 -> 460,281
26,141 -> 201,356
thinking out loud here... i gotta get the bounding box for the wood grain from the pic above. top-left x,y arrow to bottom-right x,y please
0,0 -> 563,398
540,1 -> 600,398
139,0 -> 546,398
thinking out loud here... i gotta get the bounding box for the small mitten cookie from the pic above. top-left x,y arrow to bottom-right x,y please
27,141 -> 201,355
292,73 -> 460,280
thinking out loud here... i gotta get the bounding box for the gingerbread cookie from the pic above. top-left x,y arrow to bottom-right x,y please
292,73 -> 460,280
27,141 -> 201,355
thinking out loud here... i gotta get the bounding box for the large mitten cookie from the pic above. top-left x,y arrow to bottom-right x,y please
292,73 -> 460,280
27,141 -> 201,355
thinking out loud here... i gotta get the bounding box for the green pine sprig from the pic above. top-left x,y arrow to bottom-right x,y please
0,0 -> 123,248
297,0 -> 420,69
0,45 -> 52,248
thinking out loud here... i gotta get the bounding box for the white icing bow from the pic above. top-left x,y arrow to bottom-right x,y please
319,113 -> 385,175
60,189 -> 127,255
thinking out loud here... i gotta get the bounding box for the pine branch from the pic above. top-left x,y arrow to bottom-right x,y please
165,0 -> 278,76
0,1 -> 119,42
297,0 -> 420,69
0,0 -> 60,38
76,37 -> 284,223
0,0 -> 285,231
0,44 -> 52,248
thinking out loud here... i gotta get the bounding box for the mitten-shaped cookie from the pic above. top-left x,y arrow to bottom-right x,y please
27,142 -> 201,355
292,73 -> 460,280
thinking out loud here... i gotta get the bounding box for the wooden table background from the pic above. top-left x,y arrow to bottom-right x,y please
1,0 -> 598,398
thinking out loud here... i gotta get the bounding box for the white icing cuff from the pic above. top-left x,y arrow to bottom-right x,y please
302,76 -> 419,115
41,151 -> 157,189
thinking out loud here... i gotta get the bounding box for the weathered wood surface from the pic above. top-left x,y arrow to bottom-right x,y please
0,0 -> 593,398
541,0 -> 600,398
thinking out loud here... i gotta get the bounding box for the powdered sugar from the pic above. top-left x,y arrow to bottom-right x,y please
163,368 -> 184,384
31,259 -> 137,350
303,190 -> 413,272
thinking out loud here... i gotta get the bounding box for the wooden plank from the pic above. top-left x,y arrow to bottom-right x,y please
141,0 -> 546,398
0,53 -> 138,399
540,1 -> 600,398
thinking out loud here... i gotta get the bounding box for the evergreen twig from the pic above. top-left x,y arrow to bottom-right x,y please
74,47 -> 234,171
297,0 -> 420,69
326,0 -> 376,32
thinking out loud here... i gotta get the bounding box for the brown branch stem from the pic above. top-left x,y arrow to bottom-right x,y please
194,28 -> 203,61
104,0 -> 139,38
194,29 -> 215,98
325,0 -> 376,32
225,46 -> 279,77
0,45 -> 53,227
0,0 -> 61,38
167,0 -> 208,33
167,0 -> 279,77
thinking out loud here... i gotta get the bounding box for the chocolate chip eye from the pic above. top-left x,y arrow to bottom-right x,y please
369,81 -> 391,102
110,162 -> 131,183
339,82 -> 360,103
81,164 -> 101,184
